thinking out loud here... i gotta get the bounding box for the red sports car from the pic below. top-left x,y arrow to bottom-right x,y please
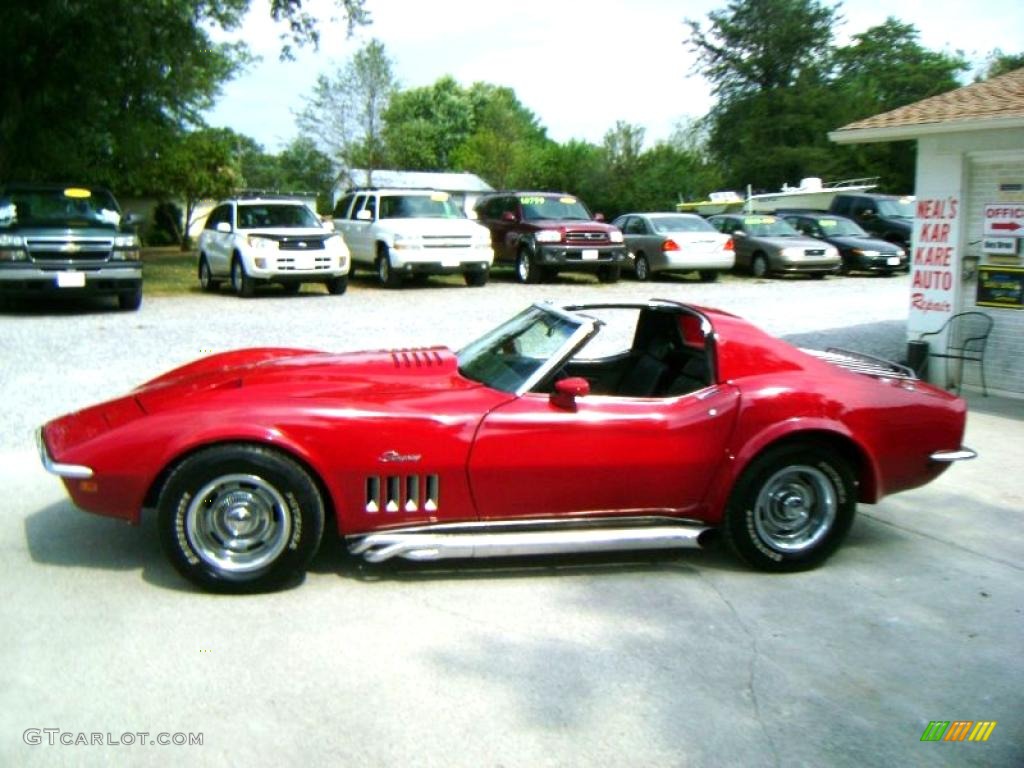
38,301 -> 975,592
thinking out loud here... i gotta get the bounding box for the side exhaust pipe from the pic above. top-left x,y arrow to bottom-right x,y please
349,522 -> 712,564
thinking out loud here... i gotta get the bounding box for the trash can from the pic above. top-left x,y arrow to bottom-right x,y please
907,340 -> 929,378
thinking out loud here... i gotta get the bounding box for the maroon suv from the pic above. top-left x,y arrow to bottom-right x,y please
474,192 -> 627,283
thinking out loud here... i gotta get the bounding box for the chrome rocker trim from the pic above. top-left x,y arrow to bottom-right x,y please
35,429 -> 94,479
348,517 -> 713,563
929,447 -> 978,463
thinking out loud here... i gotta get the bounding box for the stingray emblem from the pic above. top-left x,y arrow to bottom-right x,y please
378,450 -> 422,464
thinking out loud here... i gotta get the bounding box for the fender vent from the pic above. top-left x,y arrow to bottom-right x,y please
365,474 -> 439,513
390,348 -> 446,369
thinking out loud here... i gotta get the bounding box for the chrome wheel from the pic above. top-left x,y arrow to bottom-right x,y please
753,465 -> 837,553
752,254 -> 768,278
723,444 -> 855,572
185,473 -> 291,574
634,255 -> 650,281
516,251 -> 533,283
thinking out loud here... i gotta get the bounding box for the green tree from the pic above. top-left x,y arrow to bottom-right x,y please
685,0 -> 839,99
829,18 -> 967,190
155,128 -> 246,248
383,77 -> 476,170
977,49 -> 1024,80
685,0 -> 840,189
451,83 -> 550,187
0,0 -> 367,190
296,39 -> 397,183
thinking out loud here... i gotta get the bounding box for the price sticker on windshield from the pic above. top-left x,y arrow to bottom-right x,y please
63,188 -> 92,199
559,196 -> 577,205
519,196 -> 545,205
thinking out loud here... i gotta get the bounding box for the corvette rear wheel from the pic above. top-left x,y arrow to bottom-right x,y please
723,443 -> 855,572
158,445 -> 324,592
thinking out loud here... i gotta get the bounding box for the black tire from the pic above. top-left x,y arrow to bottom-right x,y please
751,254 -> 769,278
198,256 -> 221,292
634,254 -> 651,281
118,285 -> 142,311
376,247 -> 402,288
516,249 -> 541,284
464,268 -> 489,287
326,276 -> 348,295
596,264 -> 620,283
231,257 -> 255,298
722,443 -> 856,572
698,270 -> 718,283
157,444 -> 325,593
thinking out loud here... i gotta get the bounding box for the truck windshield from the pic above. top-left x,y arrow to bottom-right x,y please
876,199 -> 914,219
520,195 -> 593,222
0,187 -> 122,230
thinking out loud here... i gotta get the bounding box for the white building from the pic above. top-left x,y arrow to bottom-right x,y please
831,68 -> 1024,399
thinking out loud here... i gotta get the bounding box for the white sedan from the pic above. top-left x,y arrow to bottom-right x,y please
612,212 -> 735,282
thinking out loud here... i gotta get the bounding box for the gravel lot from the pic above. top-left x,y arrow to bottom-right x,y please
5,271 -> 1021,768
2,270 -> 911,452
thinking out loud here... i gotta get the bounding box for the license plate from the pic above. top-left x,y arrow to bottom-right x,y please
441,257 -> 460,268
582,249 -> 599,261
887,256 -> 900,266
56,271 -> 86,288
293,253 -> 315,270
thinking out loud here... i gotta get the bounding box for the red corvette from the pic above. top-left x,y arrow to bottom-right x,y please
38,301 -> 975,592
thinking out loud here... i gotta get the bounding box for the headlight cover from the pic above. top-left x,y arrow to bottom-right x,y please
0,233 -> 27,261
609,230 -> 624,244
534,230 -> 561,243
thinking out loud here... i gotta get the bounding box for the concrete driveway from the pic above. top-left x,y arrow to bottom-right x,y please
1,275 -> 1021,767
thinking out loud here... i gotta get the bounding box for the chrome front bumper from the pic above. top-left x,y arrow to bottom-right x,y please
35,429 -> 93,479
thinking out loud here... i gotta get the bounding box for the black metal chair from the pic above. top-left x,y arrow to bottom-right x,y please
917,311 -> 994,396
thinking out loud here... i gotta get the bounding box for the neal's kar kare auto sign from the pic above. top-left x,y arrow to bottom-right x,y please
910,196 -> 959,318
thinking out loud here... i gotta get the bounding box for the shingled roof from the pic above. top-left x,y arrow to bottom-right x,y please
830,67 -> 1024,144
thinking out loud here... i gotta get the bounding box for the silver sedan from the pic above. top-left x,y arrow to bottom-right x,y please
612,213 -> 735,282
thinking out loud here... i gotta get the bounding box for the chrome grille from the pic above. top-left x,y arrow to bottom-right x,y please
26,237 -> 112,263
422,235 -> 472,250
565,231 -> 607,243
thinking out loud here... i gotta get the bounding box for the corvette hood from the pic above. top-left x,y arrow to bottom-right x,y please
133,346 -> 473,413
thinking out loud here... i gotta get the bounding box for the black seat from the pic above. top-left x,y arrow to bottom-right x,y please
917,311 -> 993,396
617,350 -> 669,397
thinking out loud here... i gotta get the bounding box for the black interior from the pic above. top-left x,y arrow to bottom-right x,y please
546,308 -> 712,398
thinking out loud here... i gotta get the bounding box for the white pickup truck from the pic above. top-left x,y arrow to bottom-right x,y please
332,188 -> 493,287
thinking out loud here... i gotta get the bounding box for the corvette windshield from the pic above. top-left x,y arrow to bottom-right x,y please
457,305 -> 588,393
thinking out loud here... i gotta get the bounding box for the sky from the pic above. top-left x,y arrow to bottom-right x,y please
204,0 -> 1024,153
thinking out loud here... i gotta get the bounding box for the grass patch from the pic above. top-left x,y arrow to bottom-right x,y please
142,247 -> 198,296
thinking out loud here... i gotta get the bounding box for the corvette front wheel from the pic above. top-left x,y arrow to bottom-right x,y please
157,445 -> 324,592
723,444 -> 855,572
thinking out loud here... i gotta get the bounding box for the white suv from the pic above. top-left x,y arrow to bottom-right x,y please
332,189 -> 493,287
198,197 -> 351,297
